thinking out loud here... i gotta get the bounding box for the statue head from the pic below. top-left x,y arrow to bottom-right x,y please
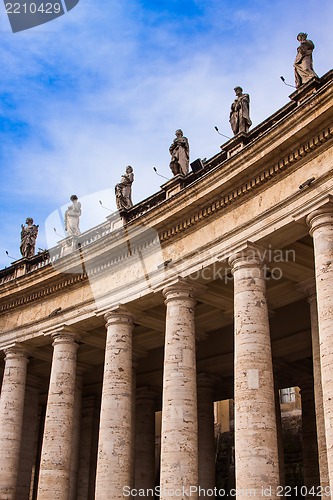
70,195 -> 78,201
25,217 -> 33,225
126,166 -> 133,173
175,129 -> 183,137
234,86 -> 243,95
297,32 -> 308,42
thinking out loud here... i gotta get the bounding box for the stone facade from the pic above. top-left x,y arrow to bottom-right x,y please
0,71 -> 333,499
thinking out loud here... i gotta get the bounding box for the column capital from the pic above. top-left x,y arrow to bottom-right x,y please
306,202 -> 333,236
104,305 -> 135,327
3,343 -> 30,360
51,330 -> 80,346
162,277 -> 204,304
228,242 -> 267,273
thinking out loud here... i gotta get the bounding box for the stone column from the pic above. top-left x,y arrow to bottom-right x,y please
229,247 -> 279,499
37,331 -> 80,499
307,204 -> 333,494
69,366 -> 84,500
95,306 -> 134,500
160,280 -> 199,499
197,373 -> 216,498
16,375 -> 41,500
299,280 -> 329,489
135,387 -> 156,492
301,381 -> 320,492
0,344 -> 29,500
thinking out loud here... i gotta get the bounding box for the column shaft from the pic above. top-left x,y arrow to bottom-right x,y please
37,332 -> 79,499
307,207 -> 333,495
308,292 -> 329,488
160,281 -> 199,499
0,345 -> 29,500
16,378 -> 40,500
95,306 -> 134,500
229,250 -> 279,499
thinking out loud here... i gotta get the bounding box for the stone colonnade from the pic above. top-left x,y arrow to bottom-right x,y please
0,203 -> 332,498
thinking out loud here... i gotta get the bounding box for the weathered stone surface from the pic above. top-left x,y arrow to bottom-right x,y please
160,281 -> 198,499
299,280 -> 329,489
16,376 -> 40,500
0,345 -> 29,500
37,331 -> 79,499
229,248 -> 280,499
95,306 -> 134,499
307,205 -> 333,493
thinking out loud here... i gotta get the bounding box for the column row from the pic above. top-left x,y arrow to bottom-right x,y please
0,203 -> 332,499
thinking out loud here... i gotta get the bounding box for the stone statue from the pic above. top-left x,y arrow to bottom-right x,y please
115,166 -> 134,211
294,32 -> 318,88
64,195 -> 81,236
20,218 -> 39,258
169,129 -> 190,176
229,87 -> 252,135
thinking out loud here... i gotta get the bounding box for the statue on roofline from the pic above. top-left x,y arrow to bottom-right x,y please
169,129 -> 190,176
115,166 -> 134,211
229,86 -> 252,136
20,217 -> 39,258
64,195 -> 81,237
294,32 -> 318,88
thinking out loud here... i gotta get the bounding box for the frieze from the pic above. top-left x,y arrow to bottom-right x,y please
0,274 -> 88,313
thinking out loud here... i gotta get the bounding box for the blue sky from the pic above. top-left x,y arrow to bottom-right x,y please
0,0 -> 332,268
